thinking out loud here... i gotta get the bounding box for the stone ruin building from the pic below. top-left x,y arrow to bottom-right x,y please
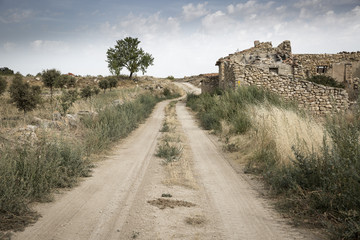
204,40 -> 360,114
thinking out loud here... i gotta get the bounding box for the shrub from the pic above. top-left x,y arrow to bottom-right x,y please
306,75 -> 345,88
0,67 -> 14,75
80,86 -> 93,99
167,76 -> 175,80
9,75 -> 42,116
0,76 -> 7,96
42,69 -> 61,102
58,90 -> 78,116
107,77 -> 118,91
98,79 -> 109,93
155,140 -> 182,163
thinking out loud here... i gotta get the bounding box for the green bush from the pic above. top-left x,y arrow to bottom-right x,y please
306,75 -> 345,88
0,76 -> 7,96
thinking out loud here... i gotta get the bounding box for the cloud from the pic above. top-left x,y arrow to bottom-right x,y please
182,2 -> 209,21
3,42 -> 16,51
30,40 -> 69,53
101,12 -> 180,41
0,9 -> 34,23
227,1 -> 275,16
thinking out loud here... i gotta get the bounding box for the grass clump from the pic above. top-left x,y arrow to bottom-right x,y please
156,140 -> 182,164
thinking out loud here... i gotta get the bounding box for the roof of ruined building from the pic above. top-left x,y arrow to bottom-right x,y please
216,40 -> 292,66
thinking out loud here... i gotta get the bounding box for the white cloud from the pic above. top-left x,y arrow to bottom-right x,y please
182,2 -> 209,21
352,5 -> 360,16
101,12 -> 180,41
3,42 -> 16,51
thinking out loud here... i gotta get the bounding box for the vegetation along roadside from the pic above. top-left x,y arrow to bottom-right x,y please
0,77 -> 181,235
186,86 -> 360,239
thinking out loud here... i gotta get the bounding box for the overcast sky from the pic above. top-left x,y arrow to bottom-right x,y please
0,0 -> 359,77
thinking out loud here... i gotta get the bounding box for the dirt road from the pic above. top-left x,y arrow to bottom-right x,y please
13,83 -> 321,240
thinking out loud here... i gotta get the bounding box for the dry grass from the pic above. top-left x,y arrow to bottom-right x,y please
158,101 -> 198,189
249,105 -> 325,164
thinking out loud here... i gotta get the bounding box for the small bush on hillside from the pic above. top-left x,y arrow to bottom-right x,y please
9,75 -> 42,116
163,88 -> 171,97
93,87 -> 100,95
107,77 -> 118,91
0,67 -> 14,75
306,75 -> 345,88
42,69 -> 61,102
0,76 -> 7,96
58,90 -> 78,116
98,79 -> 109,93
167,76 -> 175,80
80,86 -> 93,99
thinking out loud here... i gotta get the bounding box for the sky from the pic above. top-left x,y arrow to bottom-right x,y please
0,0 -> 359,78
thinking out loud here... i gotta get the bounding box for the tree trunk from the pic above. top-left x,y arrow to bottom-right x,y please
129,72 -> 133,79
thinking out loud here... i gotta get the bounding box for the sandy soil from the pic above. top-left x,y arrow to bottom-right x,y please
12,83 -> 323,240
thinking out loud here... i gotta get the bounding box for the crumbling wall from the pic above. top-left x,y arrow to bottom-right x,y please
200,74 -> 220,94
237,64 -> 350,114
293,52 -> 360,81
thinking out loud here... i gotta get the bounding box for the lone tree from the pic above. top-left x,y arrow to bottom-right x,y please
9,74 -> 42,116
42,69 -> 61,102
106,37 -> 154,78
0,76 -> 7,96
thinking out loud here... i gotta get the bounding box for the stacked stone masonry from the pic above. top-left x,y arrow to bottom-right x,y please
213,40 -> 360,115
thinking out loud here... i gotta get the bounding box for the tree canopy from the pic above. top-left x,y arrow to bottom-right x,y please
106,37 -> 154,78
42,69 -> 61,102
9,74 -> 41,115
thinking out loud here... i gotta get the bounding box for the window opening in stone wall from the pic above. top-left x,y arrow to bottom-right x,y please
269,67 -> 279,74
317,66 -> 328,74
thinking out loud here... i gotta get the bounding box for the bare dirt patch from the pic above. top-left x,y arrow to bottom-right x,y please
147,198 -> 196,209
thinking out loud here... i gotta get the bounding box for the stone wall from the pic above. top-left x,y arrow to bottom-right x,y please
200,74 -> 220,94
293,52 -> 360,82
237,64 -> 350,114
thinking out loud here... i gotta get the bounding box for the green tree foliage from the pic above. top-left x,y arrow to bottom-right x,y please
58,90 -> 78,116
56,75 -> 73,89
80,86 -> 93,99
0,67 -> 14,75
98,79 -> 109,93
106,37 -> 154,78
107,77 -> 118,91
42,69 -> 61,102
0,76 -> 7,96
9,75 -> 42,115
